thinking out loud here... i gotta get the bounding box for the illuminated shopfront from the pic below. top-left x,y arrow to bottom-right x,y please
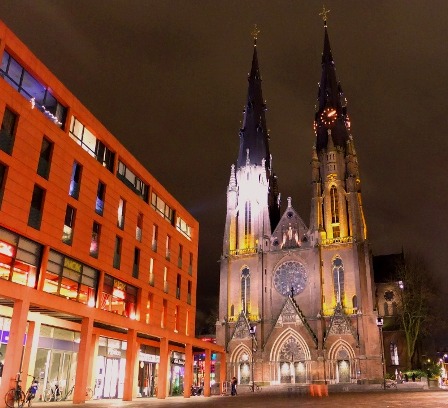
194,352 -> 217,386
169,352 -> 185,396
137,345 -> 159,398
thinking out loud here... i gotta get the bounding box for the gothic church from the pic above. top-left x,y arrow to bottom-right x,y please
216,19 -> 383,385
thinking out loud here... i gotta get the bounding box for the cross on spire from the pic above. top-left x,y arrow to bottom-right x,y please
319,5 -> 330,26
251,24 -> 260,45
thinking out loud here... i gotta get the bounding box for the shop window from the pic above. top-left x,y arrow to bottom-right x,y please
152,224 -> 158,251
133,247 -> 140,278
0,232 -> 41,288
0,162 -> 7,207
187,281 -> 192,305
100,274 -> 137,317
69,161 -> 82,199
1,51 -> 67,127
165,235 -> 171,260
176,274 -> 181,299
42,250 -> 98,305
90,221 -> 100,258
113,236 -> 122,269
178,244 -> 183,268
117,197 -> 126,229
136,212 -> 143,242
163,267 -> 169,293
149,257 -> 154,286
62,205 -> 76,245
96,181 -> 106,215
28,184 -> 45,230
0,107 -> 17,154
37,137 -> 53,179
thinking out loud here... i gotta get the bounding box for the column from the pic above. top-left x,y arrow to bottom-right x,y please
157,337 -> 168,399
20,318 -> 41,390
36,245 -> 50,292
123,329 -> 137,401
219,351 -> 227,395
0,298 -> 30,405
203,349 -> 211,397
73,316 -> 93,404
183,344 -> 192,398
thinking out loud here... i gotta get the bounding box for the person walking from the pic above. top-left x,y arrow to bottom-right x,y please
231,376 -> 237,396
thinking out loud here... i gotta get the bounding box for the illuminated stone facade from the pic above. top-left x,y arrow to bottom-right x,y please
217,22 -> 383,386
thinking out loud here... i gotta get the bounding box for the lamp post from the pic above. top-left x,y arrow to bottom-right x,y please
376,317 -> 386,389
249,324 -> 257,392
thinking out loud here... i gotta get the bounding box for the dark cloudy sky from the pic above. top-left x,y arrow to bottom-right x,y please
1,1 -> 447,320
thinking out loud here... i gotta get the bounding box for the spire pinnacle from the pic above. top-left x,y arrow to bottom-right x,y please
251,24 -> 260,46
319,5 -> 330,27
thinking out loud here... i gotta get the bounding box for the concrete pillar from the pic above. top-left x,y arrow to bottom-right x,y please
203,349 -> 211,397
36,246 -> 50,292
183,344 -> 192,398
73,316 -> 93,404
21,318 -> 41,390
157,337 -> 168,399
123,329 -> 137,401
220,351 -> 227,394
0,299 -> 29,407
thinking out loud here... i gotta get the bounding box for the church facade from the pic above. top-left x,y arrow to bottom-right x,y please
216,21 -> 383,386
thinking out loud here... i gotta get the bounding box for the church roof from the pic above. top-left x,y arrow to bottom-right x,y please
237,38 -> 271,169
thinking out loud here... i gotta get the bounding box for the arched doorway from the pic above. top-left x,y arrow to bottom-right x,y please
328,340 -> 356,384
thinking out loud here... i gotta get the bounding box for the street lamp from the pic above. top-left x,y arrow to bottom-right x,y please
376,317 -> 386,390
249,324 -> 257,392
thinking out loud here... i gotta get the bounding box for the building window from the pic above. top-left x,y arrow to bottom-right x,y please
37,137 -> 53,179
244,201 -> 252,243
0,162 -> 7,207
332,256 -> 345,305
90,221 -> 100,258
390,342 -> 399,365
28,184 -> 45,230
149,258 -> 155,286
189,252 -> 193,275
176,273 -> 181,299
146,293 -> 153,324
69,116 -> 115,171
330,185 -> 340,236
151,192 -> 174,224
176,216 -> 192,240
113,236 -> 122,269
241,267 -> 250,315
0,231 -> 41,288
174,305 -> 179,332
117,198 -> 126,229
62,205 -> 76,245
0,107 -> 17,154
43,250 -> 97,305
178,244 -> 183,268
165,235 -> 171,260
136,212 -> 143,242
163,267 -> 169,293
96,181 -> 106,216
187,281 -> 192,305
100,274 -> 137,318
152,224 -> 158,251
69,161 -> 82,199
133,247 -> 140,278
185,310 -> 189,336
117,160 -> 148,201
161,299 -> 167,328
1,51 -> 67,127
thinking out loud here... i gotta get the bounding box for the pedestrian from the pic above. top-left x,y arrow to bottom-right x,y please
411,373 -> 416,382
404,373 -> 408,382
231,376 -> 237,396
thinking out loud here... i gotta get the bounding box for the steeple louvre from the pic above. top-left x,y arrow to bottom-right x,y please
237,35 -> 270,170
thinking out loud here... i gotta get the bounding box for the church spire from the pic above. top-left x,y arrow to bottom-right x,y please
314,11 -> 350,153
237,25 -> 270,170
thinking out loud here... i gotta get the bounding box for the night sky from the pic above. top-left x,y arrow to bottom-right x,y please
1,1 -> 447,326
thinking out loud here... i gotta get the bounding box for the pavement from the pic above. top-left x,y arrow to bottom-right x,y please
27,385 -> 448,408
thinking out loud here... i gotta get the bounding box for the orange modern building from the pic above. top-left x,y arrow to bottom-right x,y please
0,20 -> 225,406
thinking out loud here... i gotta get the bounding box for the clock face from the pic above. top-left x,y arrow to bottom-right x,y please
273,260 -> 308,297
320,107 -> 338,127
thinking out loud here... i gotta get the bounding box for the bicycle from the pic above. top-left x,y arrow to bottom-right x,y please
43,382 -> 62,402
60,384 -> 94,401
4,372 -> 25,408
381,379 -> 397,389
249,383 -> 262,392
24,376 -> 39,407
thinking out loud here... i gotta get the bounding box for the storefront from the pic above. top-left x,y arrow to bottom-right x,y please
169,352 -> 185,396
137,345 -> 159,397
94,337 -> 126,399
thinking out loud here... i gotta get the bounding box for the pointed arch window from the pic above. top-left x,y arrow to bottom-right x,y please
245,201 -> 252,247
330,185 -> 339,222
241,267 -> 250,315
332,257 -> 345,305
390,342 -> 399,365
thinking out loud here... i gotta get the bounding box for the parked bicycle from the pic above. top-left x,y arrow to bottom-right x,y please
4,372 -> 25,408
43,382 -> 62,402
249,383 -> 262,392
24,376 -> 39,407
60,384 -> 94,401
